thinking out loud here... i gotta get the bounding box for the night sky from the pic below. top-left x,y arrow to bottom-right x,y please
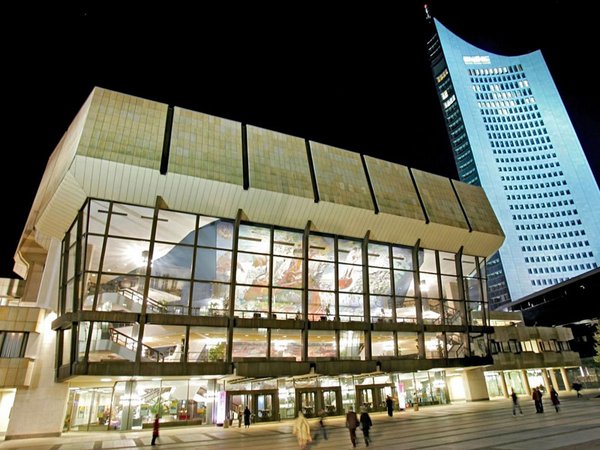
2,1 -> 598,279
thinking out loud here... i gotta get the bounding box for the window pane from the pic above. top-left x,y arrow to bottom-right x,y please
270,329 -> 302,361
465,278 -> 483,301
141,324 -> 187,363
438,252 -> 457,275
273,229 -> 303,257
272,289 -> 302,318
340,330 -> 364,360
440,275 -> 460,299
308,261 -> 335,290
422,299 -> 442,325
273,257 -> 303,288
394,270 -> 415,296
424,332 -> 445,359
420,274 -> 439,298
372,331 -> 395,357
104,237 -> 150,275
339,264 -> 362,293
392,246 -> 413,270
108,203 -> 155,240
447,333 -> 467,358
147,278 -> 190,315
155,210 -> 197,244
419,249 -> 437,273
370,296 -> 393,322
235,286 -> 269,317
92,276 -> 147,312
238,225 -> 271,253
462,254 -> 478,277
197,219 -> 233,249
87,200 -> 110,235
308,330 -> 336,358
0,332 -> 26,357
188,326 -> 227,362
77,322 -> 90,361
338,239 -> 362,264
369,268 -> 391,295
195,248 -> 232,282
444,300 -> 466,326
151,243 -> 193,279
308,235 -> 334,261
232,328 -> 268,358
308,291 -> 334,321
395,297 -> 417,323
339,293 -> 363,322
88,322 -> 137,362
236,253 -> 269,285
368,243 -> 390,268
191,282 -> 230,316
84,235 -> 104,273
61,329 -> 72,365
397,332 -> 419,358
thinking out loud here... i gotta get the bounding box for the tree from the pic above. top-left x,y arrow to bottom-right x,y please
594,321 -> 600,364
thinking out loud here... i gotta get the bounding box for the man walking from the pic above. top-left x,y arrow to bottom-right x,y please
511,389 -> 523,416
345,406 -> 359,448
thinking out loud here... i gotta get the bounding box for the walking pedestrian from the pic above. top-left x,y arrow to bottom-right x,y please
345,405 -> 360,448
317,408 -> 328,441
550,387 -> 560,412
243,406 -> 252,428
151,413 -> 160,446
511,389 -> 523,416
359,405 -> 373,447
532,387 -> 544,413
573,381 -> 583,398
292,411 -> 312,450
385,394 -> 394,417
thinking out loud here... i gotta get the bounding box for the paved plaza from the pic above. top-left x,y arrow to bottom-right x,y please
1,390 -> 598,450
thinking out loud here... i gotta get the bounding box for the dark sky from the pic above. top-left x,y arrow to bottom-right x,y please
3,1 -> 598,279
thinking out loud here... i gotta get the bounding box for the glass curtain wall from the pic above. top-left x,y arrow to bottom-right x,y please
60,198 -> 488,368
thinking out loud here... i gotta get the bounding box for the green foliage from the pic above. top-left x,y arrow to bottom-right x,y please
208,342 -> 226,362
593,322 -> 600,364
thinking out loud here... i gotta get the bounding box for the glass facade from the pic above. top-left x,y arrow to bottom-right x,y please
429,18 -> 600,308
55,198 -> 491,430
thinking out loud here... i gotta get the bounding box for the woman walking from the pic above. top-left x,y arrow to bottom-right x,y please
151,414 -> 160,446
292,411 -> 313,450
550,387 -> 560,412
243,406 -> 252,428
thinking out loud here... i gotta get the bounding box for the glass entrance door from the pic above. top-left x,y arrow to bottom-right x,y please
322,389 -> 340,416
299,390 -> 316,418
255,394 -> 273,422
357,387 -> 374,411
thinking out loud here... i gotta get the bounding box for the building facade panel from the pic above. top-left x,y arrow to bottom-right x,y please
364,156 -> 424,220
247,125 -> 313,198
170,107 -> 243,185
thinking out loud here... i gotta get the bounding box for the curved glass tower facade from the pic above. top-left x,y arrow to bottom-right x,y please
428,18 -> 600,308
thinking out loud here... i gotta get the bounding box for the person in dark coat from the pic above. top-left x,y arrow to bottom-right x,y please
359,406 -> 373,447
550,387 -> 560,412
511,389 -> 523,416
385,395 -> 394,417
243,406 -> 252,428
151,414 -> 160,446
345,406 -> 359,448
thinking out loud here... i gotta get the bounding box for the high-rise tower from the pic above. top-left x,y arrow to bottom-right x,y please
427,13 -> 600,309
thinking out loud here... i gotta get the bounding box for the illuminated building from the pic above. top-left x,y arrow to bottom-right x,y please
427,14 -> 600,308
0,87 -> 574,438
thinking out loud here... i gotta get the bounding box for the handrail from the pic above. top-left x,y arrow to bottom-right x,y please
119,288 -> 167,313
108,327 -> 164,362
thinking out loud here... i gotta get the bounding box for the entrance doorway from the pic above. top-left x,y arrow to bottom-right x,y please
295,387 -> 342,418
227,390 -> 279,423
356,384 -> 394,412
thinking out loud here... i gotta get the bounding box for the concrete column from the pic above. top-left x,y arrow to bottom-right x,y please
462,367 -> 490,401
549,369 -> 560,391
499,371 -> 509,398
560,368 -> 572,392
520,369 -> 531,396
541,368 -> 551,392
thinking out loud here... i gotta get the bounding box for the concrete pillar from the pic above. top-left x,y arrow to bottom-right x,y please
5,310 -> 69,439
520,369 -> 531,396
560,368 -> 572,392
499,371 -> 509,398
549,369 -> 560,391
541,368 -> 551,392
462,367 -> 490,401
